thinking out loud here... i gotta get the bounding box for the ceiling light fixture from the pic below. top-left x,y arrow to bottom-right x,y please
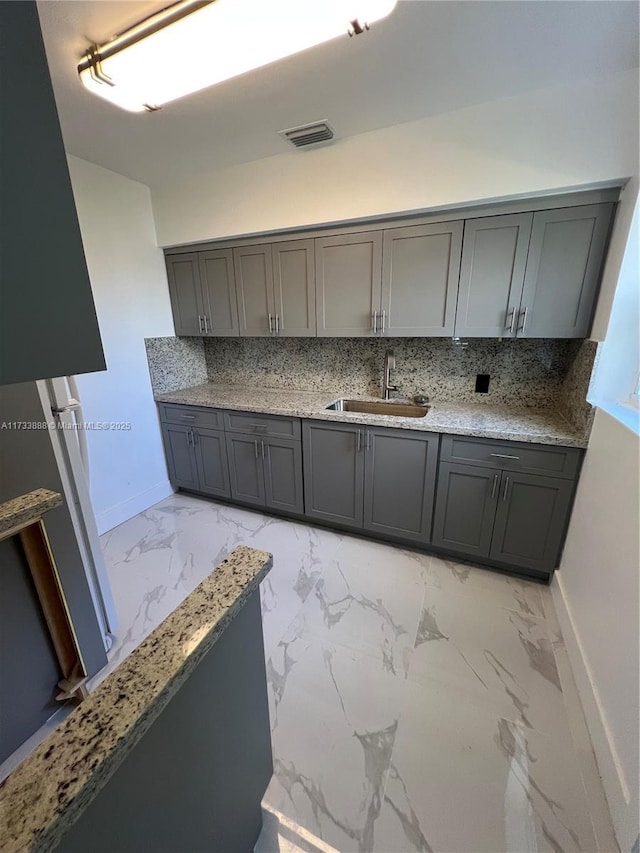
78,0 -> 398,113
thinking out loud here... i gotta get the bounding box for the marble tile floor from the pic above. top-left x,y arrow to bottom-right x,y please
2,492 -> 617,852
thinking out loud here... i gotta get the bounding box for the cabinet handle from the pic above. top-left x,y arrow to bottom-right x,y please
193,430 -> 199,444
261,440 -> 265,460
503,476 -> 510,502
381,310 -> 386,336
187,430 -> 192,446
356,430 -> 362,452
491,473 -> 498,499
366,430 -> 371,451
490,453 -> 520,460
180,414 -> 196,420
275,314 -> 280,335
198,316 -> 204,334
268,314 -> 273,335
203,315 -> 209,334
504,308 -> 516,335
372,310 -> 378,334
517,306 -> 528,335
251,424 -> 267,433
254,439 -> 259,459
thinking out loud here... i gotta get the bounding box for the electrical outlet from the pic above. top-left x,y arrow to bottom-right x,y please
475,374 -> 490,393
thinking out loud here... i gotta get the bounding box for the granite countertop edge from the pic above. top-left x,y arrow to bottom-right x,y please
154,384 -> 589,449
0,545 -> 273,853
0,489 -> 63,537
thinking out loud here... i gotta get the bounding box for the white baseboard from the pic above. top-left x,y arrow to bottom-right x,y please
551,572 -> 637,851
96,480 -> 175,535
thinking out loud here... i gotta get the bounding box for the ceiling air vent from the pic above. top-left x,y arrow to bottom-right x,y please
279,121 -> 335,149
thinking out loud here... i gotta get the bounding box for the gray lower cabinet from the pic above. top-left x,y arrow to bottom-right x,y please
363,428 -> 438,543
489,471 -> 574,572
302,421 -> 364,526
226,432 -> 304,514
432,462 -> 499,559
161,423 -> 230,498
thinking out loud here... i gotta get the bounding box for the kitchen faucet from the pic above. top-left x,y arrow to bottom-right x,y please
382,350 -> 399,400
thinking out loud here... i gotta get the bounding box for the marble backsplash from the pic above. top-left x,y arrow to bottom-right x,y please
145,335 -> 597,431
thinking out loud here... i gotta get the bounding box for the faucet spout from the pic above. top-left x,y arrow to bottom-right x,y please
383,350 -> 399,400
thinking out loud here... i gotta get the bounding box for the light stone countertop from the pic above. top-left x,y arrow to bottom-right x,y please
0,545 -> 273,853
0,488 -> 62,537
155,383 -> 589,448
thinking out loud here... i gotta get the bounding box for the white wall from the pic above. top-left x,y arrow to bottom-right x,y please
552,410 -> 639,852
68,156 -> 175,533
151,70 -> 638,249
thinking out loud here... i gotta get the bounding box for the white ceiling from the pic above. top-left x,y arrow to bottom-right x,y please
38,0 -> 639,188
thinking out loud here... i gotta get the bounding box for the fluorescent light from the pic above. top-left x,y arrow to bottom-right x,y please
78,0 -> 398,113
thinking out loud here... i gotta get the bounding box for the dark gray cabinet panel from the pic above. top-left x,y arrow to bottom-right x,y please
263,437 -> 304,514
363,429 -> 439,543
167,253 -> 205,337
302,421 -> 364,527
194,428 -> 231,498
518,203 -> 614,338
441,434 -> 582,479
224,411 -> 301,440
489,472 -> 574,572
272,240 -> 316,337
432,462 -> 499,559
226,433 -> 266,507
161,424 -> 200,490
234,244 -> 275,337
315,232 -> 383,336
0,2 -> 105,385
159,404 -> 224,430
381,222 -> 463,336
455,213 -> 533,338
199,249 -> 239,336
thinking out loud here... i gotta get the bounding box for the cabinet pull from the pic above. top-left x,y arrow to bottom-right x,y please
381,310 -> 386,336
180,414 -> 196,420
491,473 -> 498,499
254,439 -> 259,459
251,423 -> 267,433
187,430 -> 193,446
261,440 -> 265,460
503,476 -> 510,502
203,315 -> 209,334
193,430 -> 199,444
275,314 -> 280,335
356,430 -> 362,452
366,430 -> 371,451
268,314 -> 273,334
504,308 -> 516,335
372,310 -> 378,334
490,453 -> 520,460
198,316 -> 204,334
517,306 -> 528,335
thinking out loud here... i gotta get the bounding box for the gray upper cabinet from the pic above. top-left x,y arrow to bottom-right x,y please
455,213 -> 533,338
315,232 -> 383,336
199,249 -> 239,336
517,203 -> 614,338
234,244 -> 275,337
167,253 -> 206,337
272,240 -> 316,336
302,421 -> 365,526
489,472 -> 574,573
432,461 -> 499,559
381,222 -> 463,337
363,428 -> 439,543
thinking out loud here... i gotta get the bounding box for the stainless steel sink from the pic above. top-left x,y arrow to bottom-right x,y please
326,399 -> 430,418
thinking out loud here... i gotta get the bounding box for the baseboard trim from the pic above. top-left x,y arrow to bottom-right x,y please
551,572 -> 632,833
96,481 -> 175,534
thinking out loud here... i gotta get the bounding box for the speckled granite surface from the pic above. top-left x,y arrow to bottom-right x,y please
0,545 -> 272,853
0,489 -> 62,537
559,339 -> 599,432
144,336 -> 206,394
155,383 -> 588,447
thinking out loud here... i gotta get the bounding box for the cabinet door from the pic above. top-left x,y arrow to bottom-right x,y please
490,472 -> 574,573
302,422 -> 364,527
233,244 -> 276,336
272,240 -> 316,337
225,433 -> 266,507
161,424 -> 199,490
315,232 -> 383,336
381,222 -> 463,336
432,462 -> 499,559
262,437 -> 304,514
363,428 -> 438,543
167,253 -> 206,336
518,203 -> 614,338
454,213 -> 533,338
193,428 -> 231,498
199,249 -> 239,337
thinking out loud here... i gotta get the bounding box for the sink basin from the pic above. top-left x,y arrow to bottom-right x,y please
326,399 -> 430,418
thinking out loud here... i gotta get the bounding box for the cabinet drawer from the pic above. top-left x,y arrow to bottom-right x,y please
224,411 -> 301,440
440,434 -> 582,479
158,403 -> 223,430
